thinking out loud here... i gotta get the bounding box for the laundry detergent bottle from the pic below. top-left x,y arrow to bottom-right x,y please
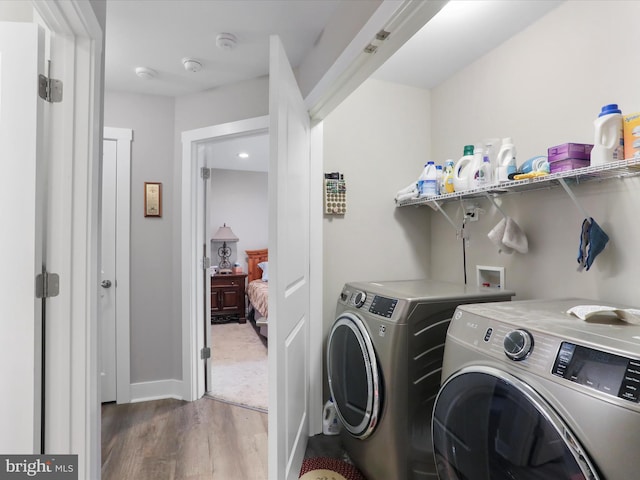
322,397 -> 341,435
443,159 -> 455,193
453,145 -> 474,192
591,104 -> 624,166
496,137 -> 517,182
470,148 -> 493,189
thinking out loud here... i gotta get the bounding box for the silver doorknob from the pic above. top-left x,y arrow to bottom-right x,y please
101,280 -> 112,288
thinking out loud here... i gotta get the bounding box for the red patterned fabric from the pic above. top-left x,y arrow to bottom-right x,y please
299,457 -> 367,480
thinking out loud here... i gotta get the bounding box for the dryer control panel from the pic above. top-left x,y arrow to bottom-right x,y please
552,342 -> 640,403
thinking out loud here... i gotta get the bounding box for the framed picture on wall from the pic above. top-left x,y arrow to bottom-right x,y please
144,182 -> 162,217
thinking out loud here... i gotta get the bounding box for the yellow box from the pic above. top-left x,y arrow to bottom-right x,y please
623,112 -> 640,160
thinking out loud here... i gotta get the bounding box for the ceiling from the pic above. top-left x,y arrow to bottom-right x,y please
104,0 -> 342,97
104,0 -> 563,172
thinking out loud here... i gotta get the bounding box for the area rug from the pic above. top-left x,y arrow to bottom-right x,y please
299,457 -> 367,480
207,322 -> 268,412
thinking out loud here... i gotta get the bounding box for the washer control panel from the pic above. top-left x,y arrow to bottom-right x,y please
552,342 -> 640,403
369,295 -> 398,318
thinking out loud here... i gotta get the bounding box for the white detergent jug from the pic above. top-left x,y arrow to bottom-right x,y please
322,397 -> 341,435
453,145 -> 474,192
591,104 -> 624,166
496,137 -> 517,182
469,148 -> 490,189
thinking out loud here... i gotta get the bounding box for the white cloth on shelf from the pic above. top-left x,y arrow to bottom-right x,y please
395,189 -> 419,203
395,182 -> 419,203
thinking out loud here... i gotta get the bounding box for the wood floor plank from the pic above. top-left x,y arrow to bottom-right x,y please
102,397 -> 268,480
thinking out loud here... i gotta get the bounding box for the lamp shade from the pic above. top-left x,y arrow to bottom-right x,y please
212,224 -> 238,242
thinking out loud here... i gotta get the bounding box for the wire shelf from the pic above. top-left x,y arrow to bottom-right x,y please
396,157 -> 640,210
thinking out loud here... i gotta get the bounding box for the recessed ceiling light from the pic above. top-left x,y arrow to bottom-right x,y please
237,152 -> 250,159
135,67 -> 157,80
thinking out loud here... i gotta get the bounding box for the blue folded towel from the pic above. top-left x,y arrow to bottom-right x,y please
577,218 -> 609,271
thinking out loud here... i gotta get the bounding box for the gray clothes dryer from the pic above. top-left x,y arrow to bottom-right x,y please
327,279 -> 514,480
433,298 -> 640,480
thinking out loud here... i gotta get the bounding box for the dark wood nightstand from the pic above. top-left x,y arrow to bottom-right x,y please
210,273 -> 247,323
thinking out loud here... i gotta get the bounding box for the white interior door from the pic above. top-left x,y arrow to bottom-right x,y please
268,35 -> 311,480
0,21 -> 45,453
100,127 -> 132,405
100,138 -> 117,402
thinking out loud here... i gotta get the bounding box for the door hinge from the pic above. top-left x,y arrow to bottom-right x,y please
203,256 -> 211,269
376,30 -> 391,41
38,74 -> 63,103
201,167 -> 211,180
35,272 -> 60,298
364,44 -> 378,54
200,347 -> 211,360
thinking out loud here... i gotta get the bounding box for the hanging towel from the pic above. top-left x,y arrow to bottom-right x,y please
577,218 -> 609,271
502,217 -> 529,254
487,218 -> 514,254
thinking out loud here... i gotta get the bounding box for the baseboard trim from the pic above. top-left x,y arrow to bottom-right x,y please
130,379 -> 184,403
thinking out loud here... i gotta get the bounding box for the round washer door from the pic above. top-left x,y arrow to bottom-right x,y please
327,312 -> 382,439
432,366 -> 600,480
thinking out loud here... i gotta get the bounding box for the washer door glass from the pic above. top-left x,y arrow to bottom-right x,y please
432,367 -> 600,480
327,313 -> 382,439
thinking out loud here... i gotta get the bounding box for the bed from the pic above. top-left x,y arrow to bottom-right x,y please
246,248 -> 269,338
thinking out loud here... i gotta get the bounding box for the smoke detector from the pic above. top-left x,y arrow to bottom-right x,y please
216,33 -> 237,51
182,58 -> 202,73
135,67 -> 157,80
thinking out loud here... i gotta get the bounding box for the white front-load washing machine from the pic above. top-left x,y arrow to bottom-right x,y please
433,298 -> 640,480
327,279 -> 514,480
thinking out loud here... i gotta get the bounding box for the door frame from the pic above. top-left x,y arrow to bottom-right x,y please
103,127 -> 132,404
181,115 -> 324,433
31,1 -> 103,477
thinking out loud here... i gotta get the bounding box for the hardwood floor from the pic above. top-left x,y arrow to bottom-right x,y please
101,397 -> 268,480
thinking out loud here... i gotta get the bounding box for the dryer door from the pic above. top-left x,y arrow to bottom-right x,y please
327,312 -> 382,440
432,366 -> 600,480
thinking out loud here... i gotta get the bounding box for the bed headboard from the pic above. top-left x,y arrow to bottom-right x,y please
246,248 -> 268,283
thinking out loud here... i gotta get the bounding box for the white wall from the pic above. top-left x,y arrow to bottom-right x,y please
323,78 -> 432,334
208,169 -> 268,273
429,0 -> 640,305
0,1 -> 32,21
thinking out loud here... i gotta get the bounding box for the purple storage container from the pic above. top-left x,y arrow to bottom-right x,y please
548,143 -> 594,173
547,143 -> 593,162
549,158 -> 590,173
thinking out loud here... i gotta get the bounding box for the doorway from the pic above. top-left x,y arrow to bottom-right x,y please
204,130 -> 269,411
100,127 -> 132,404
181,116 -> 270,400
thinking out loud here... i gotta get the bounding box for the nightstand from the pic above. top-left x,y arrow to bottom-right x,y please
210,273 -> 247,323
